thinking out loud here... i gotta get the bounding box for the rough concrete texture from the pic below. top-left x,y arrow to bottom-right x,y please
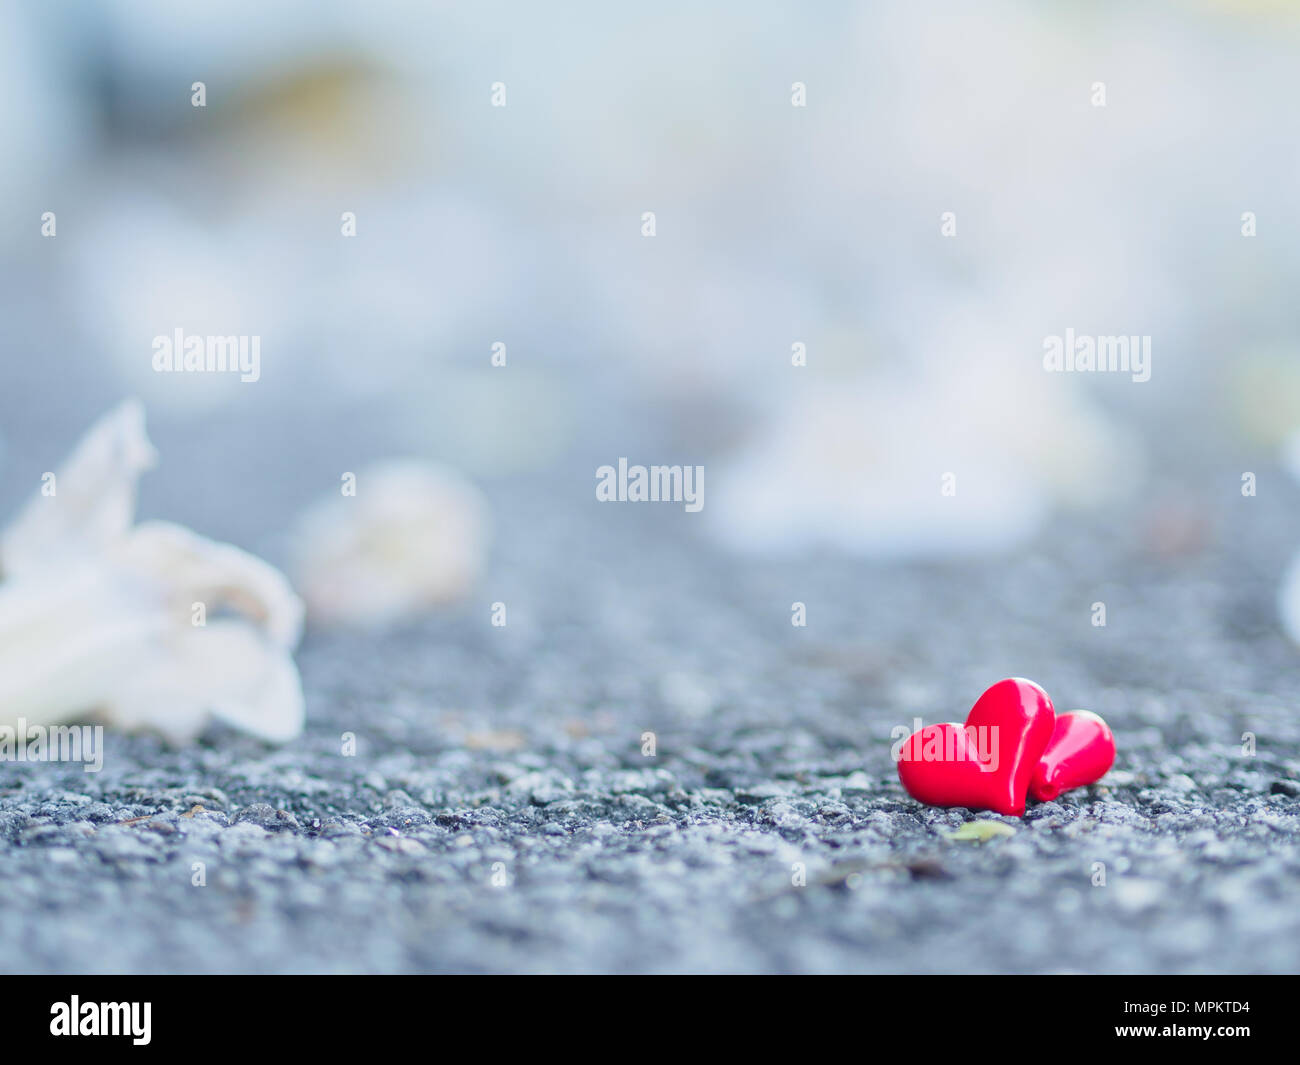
1,471 -> 1298,975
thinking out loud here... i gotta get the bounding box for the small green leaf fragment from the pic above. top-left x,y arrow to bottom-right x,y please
943,820 -> 1016,843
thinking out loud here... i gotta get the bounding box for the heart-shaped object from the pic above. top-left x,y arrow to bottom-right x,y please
1028,710 -> 1115,801
896,678 -> 1056,816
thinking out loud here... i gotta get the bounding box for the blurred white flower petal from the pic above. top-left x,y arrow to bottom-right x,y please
0,402 -> 304,744
1281,429 -> 1300,484
2,399 -> 156,572
102,619 -> 305,745
1277,431 -> 1300,647
118,521 -> 303,650
1279,551 -> 1300,647
708,366 -> 1138,557
72,205 -> 275,415
290,461 -> 488,627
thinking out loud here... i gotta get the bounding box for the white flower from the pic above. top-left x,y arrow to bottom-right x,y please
289,461 -> 488,627
1280,555 -> 1300,646
1282,429 -> 1300,485
1279,429 -> 1300,645
708,362 -> 1139,557
0,401 -> 305,745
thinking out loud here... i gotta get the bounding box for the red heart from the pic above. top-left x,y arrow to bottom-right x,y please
896,678 -> 1056,816
1028,710 -> 1115,802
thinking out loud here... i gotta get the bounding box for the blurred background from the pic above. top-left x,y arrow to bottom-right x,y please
2,0 -> 1300,660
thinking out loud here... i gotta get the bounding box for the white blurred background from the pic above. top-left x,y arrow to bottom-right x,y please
2,0 -> 1299,562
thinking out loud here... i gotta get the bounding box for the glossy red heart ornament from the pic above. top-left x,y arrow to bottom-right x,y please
1028,710 -> 1115,801
896,678 -> 1056,816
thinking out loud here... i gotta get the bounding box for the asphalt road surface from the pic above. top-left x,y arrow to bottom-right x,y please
1,466 -> 1298,974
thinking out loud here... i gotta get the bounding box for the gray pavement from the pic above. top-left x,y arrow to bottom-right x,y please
1,468 -> 1298,974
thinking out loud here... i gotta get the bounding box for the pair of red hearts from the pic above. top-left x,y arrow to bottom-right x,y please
896,678 -> 1115,816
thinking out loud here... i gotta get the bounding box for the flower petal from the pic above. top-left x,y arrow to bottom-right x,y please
0,403 -> 307,745
1,399 -> 156,575
0,558 -> 164,728
289,460 -> 488,627
105,622 -> 304,745
115,521 -> 304,650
